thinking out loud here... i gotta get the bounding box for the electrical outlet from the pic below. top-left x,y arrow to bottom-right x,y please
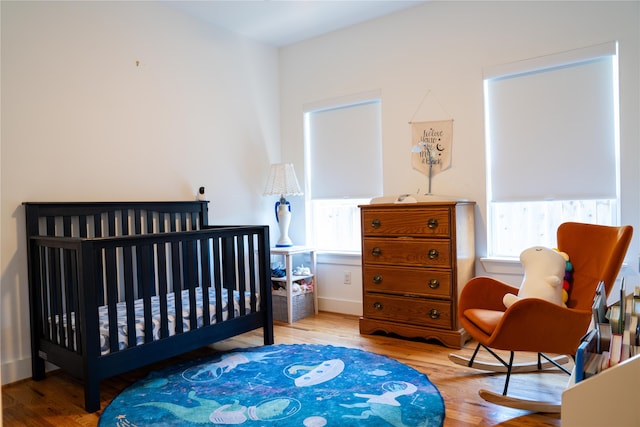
343,271 -> 352,285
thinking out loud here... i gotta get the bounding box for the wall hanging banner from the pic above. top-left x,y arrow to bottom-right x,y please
411,119 -> 453,176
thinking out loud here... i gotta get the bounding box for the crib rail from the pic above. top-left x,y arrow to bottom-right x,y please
24,201 -> 209,238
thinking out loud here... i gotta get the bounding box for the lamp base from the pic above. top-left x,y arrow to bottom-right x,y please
276,202 -> 293,247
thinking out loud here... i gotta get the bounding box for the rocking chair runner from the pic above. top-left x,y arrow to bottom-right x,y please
450,222 -> 633,413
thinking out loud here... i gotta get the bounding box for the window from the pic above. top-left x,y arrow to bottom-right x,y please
485,42 -> 620,257
304,91 -> 383,252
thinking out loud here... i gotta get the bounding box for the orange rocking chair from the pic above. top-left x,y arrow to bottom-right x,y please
449,222 -> 633,412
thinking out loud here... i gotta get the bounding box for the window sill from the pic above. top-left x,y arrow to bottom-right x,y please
316,251 -> 361,266
479,257 -> 523,275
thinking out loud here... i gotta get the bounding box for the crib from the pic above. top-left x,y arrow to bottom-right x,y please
23,201 -> 274,412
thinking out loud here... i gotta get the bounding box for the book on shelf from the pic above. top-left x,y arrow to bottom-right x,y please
592,281 -> 607,325
627,314 -> 638,345
597,322 -> 611,353
583,352 -> 602,379
574,329 -> 598,383
609,332 -> 623,367
620,278 -> 626,331
599,350 -> 610,371
605,279 -> 626,334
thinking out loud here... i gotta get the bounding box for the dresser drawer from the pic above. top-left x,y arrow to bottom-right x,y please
363,294 -> 452,329
362,208 -> 451,237
363,265 -> 451,298
362,238 -> 451,267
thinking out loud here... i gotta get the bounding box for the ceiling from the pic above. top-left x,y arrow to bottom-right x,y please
165,1 -> 428,47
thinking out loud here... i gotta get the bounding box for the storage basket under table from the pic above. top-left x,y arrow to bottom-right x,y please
272,291 -> 315,322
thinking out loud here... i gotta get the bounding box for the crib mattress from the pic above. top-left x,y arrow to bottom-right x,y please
52,288 -> 256,355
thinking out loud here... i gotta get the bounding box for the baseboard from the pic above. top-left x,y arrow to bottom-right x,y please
2,356 -> 59,386
317,296 -> 362,317
2,356 -> 32,385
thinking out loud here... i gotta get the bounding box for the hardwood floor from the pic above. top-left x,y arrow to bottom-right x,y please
2,312 -> 567,426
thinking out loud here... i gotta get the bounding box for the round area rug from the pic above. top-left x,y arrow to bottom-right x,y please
99,344 -> 445,426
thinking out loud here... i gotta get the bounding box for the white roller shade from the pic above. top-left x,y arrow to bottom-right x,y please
307,100 -> 382,199
486,42 -> 618,202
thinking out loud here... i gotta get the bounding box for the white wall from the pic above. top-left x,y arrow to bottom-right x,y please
279,1 -> 640,314
0,1 -> 280,384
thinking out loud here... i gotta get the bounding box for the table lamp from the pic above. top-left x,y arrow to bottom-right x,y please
263,163 -> 303,247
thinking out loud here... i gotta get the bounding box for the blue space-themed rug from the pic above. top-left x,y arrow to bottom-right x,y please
99,344 -> 445,426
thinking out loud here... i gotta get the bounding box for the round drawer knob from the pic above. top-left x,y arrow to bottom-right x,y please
429,309 -> 440,319
371,218 -> 381,229
428,279 -> 440,289
372,247 -> 382,257
373,275 -> 383,284
373,302 -> 383,311
428,249 -> 439,259
427,218 -> 438,229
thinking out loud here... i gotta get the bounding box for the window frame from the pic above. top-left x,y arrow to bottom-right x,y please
303,91 -> 383,253
484,42 -> 620,258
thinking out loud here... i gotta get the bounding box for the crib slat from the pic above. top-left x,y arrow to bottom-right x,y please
63,216 -> 71,237
123,245 -> 137,350
69,250 -> 82,353
46,216 -> 55,236
170,212 -> 177,232
62,248 -> 77,352
92,212 -> 106,308
236,235 -> 247,315
185,238 -> 198,329
171,240 -> 185,334
251,233 -> 259,312
33,246 -> 45,343
139,243 -> 156,344
104,247 -> 119,353
78,215 -> 87,238
212,237 -> 224,323
146,210 -> 154,234
199,236 -> 212,326
45,248 -> 54,344
156,241 -> 170,339
222,236 -> 237,319
190,211 -> 198,230
93,214 -> 101,238
121,209 -> 129,235
48,247 -> 61,345
158,213 -> 166,233
107,211 -> 116,237
133,209 -> 142,235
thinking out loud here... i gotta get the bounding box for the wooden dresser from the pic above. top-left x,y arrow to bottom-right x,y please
359,201 -> 475,349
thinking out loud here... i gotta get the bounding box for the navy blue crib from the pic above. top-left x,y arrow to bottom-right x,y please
23,201 -> 273,412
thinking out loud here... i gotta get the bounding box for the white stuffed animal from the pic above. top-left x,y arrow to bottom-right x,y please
503,246 -> 566,308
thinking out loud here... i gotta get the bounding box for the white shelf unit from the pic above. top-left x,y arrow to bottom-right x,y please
561,353 -> 640,426
270,246 -> 318,323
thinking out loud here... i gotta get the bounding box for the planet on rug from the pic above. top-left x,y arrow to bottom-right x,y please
99,343 -> 445,426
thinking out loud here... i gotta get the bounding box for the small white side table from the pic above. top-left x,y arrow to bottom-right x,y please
270,246 -> 318,323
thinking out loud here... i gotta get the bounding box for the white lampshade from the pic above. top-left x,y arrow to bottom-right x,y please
263,163 -> 303,198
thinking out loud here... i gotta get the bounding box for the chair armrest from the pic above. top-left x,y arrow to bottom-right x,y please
459,276 -> 519,314
488,298 -> 593,354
